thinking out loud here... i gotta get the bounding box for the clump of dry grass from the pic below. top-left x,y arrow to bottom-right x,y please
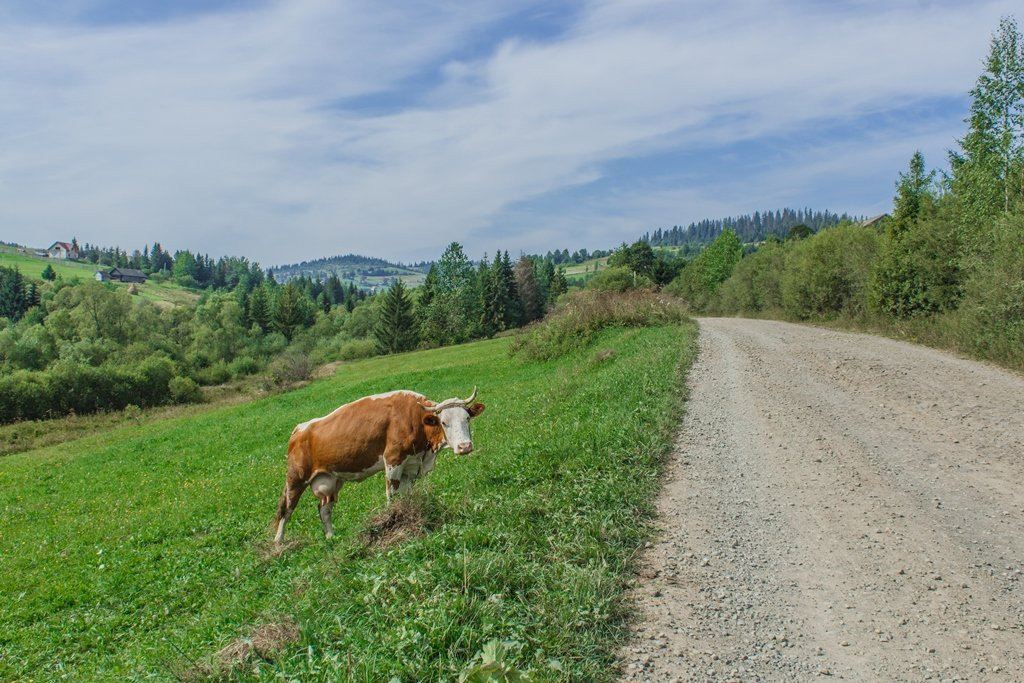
215,619 -> 299,666
361,495 -> 430,550
173,617 -> 300,682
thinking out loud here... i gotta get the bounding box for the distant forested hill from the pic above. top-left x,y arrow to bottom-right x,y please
270,253 -> 430,291
643,208 -> 858,246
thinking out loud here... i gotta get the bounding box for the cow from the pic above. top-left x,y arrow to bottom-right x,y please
273,388 -> 485,545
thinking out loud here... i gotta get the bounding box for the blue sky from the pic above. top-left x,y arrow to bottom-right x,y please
0,1 -> 1016,266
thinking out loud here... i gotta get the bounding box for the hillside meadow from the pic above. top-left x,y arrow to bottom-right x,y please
0,246 -> 199,308
0,321 -> 697,681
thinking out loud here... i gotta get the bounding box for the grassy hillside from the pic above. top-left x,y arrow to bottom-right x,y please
0,245 -> 199,307
0,245 -> 99,281
563,256 -> 610,284
0,322 -> 697,681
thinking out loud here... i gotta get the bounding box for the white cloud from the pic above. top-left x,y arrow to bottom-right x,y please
0,0 -> 1017,265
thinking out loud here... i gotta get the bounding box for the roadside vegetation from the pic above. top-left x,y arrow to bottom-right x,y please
0,305 -> 698,681
669,17 -> 1024,372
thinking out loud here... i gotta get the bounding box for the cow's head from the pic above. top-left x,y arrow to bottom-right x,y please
421,387 -> 485,455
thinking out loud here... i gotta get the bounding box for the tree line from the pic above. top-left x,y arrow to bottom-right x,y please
643,208 -> 854,246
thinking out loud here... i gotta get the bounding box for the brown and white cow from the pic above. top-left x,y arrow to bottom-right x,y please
273,388 -> 485,544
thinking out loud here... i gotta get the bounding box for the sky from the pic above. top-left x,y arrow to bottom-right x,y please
0,0 -> 1017,267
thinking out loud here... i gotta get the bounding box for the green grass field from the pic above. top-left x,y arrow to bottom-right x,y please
0,323 -> 697,681
0,246 -> 100,282
0,246 -> 199,307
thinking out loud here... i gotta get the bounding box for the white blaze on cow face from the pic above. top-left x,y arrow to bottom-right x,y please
439,406 -> 474,455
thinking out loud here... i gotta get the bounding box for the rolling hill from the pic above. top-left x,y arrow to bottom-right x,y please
270,253 -> 430,292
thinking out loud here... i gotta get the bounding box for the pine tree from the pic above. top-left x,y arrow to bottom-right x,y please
374,279 -> 419,354
248,283 -> 272,333
548,266 -> 568,304
325,273 -> 344,306
41,264 -> 56,281
891,151 -> 936,236
273,282 -> 307,340
536,258 -> 555,305
316,291 -> 331,314
499,251 -> 522,328
477,255 -> 499,337
0,267 -> 28,321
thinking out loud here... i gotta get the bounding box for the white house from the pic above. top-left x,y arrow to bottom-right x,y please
47,241 -> 79,259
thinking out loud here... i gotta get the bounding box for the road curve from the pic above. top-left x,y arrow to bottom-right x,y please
619,317 -> 1024,682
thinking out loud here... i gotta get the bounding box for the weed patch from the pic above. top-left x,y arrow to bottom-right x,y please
510,290 -> 689,361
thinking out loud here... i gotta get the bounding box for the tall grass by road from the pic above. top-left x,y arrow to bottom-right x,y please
0,313 -> 697,680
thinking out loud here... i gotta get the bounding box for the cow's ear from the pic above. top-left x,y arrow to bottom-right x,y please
423,414 -> 440,427
468,402 -> 485,418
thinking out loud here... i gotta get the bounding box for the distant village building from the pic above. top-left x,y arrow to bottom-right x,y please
47,241 -> 79,259
860,214 -> 890,228
110,268 -> 148,283
96,268 -> 149,284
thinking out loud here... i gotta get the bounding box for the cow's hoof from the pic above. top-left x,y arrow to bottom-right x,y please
324,533 -> 334,540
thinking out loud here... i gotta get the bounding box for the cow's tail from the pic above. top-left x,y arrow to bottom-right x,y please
274,482 -> 290,524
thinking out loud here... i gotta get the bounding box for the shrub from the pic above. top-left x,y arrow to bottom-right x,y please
510,290 -> 689,361
953,214 -> 1024,366
267,349 -> 312,386
666,228 -> 743,310
169,376 -> 204,404
0,353 -> 183,423
194,361 -> 231,386
781,225 -> 879,320
134,356 -> 175,407
0,370 -> 54,423
47,362 -> 117,416
869,213 -> 962,319
228,355 -> 261,376
711,239 -> 786,315
336,338 -> 378,361
585,266 -> 652,292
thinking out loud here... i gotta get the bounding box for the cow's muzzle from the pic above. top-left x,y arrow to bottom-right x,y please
454,442 -> 474,455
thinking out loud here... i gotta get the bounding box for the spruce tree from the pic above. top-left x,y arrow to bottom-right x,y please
891,151 -> 936,236
548,266 -> 568,304
248,282 -> 272,333
273,282 -> 306,341
498,251 -> 522,328
477,255 -> 499,337
374,279 -> 419,354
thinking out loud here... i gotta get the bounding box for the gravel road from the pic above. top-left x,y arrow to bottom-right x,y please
619,317 -> 1024,682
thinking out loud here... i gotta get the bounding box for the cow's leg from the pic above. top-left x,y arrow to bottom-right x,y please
310,473 -> 341,539
274,476 -> 307,545
419,450 -> 437,478
384,460 -> 404,502
398,453 -> 423,494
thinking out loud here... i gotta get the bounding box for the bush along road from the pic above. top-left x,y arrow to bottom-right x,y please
620,317 -> 1024,682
